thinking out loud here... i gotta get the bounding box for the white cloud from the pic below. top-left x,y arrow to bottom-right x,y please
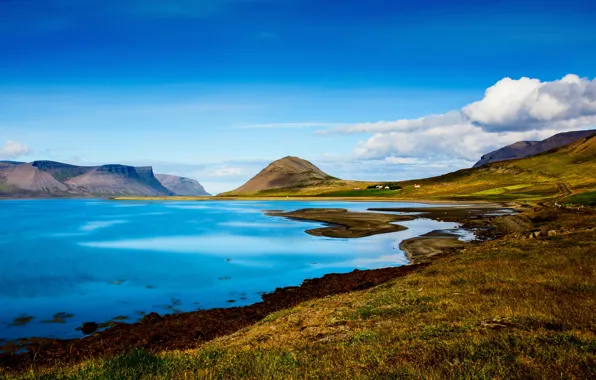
463,74 -> 596,131
320,74 -> 596,165
319,111 -> 463,135
210,167 -> 244,177
0,140 -> 30,159
355,125 -> 558,161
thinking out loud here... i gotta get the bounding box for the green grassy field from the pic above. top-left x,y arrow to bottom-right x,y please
7,209 -> 596,379
318,189 -> 401,197
564,191 -> 596,205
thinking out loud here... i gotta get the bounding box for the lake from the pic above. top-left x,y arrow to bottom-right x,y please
0,199 -> 469,341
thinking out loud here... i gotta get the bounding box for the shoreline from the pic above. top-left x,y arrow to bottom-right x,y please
0,204 -> 507,370
111,195 -> 500,204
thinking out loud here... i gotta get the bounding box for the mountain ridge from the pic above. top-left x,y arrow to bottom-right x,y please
0,160 -> 208,197
155,174 -> 211,196
474,129 -> 596,167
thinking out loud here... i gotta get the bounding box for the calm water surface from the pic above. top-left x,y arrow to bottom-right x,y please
0,199 -> 469,341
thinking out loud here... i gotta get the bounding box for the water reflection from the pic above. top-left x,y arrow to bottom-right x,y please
0,199 -> 462,341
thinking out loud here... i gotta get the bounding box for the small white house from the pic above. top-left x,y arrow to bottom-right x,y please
384,186 -> 390,189
376,185 -> 383,189
353,187 -> 361,190
414,184 -> 421,188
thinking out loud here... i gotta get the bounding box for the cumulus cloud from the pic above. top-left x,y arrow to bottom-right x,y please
0,140 -> 30,159
463,74 -> 596,131
355,125 -> 558,161
322,74 -> 596,164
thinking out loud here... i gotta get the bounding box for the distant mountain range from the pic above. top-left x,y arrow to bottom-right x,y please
3,130 -> 593,199
0,160 -> 210,197
473,130 -> 596,167
224,156 -> 337,195
155,174 -> 210,196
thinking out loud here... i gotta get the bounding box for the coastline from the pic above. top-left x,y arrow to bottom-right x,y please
111,195 -> 498,204
0,203 -> 507,370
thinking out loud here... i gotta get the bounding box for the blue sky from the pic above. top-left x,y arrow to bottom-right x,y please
1,0 -> 596,193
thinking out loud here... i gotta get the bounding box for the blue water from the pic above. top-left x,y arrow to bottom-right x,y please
0,199 -> 466,341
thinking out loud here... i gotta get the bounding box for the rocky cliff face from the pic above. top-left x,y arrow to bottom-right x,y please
135,167 -> 174,194
227,156 -> 336,194
474,130 -> 596,167
32,161 -> 94,182
65,165 -> 173,196
155,174 -> 210,196
0,163 -> 70,195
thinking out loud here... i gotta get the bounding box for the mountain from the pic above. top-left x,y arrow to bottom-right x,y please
65,164 -> 173,196
0,160 -> 182,197
398,134 -> 596,200
473,130 -> 596,167
0,161 -> 25,165
155,174 -> 211,196
0,163 -> 70,195
226,156 -> 337,195
32,161 -> 94,182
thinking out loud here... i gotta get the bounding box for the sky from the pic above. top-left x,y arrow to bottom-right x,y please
1,0 -> 596,194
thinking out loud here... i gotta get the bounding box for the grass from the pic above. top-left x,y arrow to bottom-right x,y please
318,189 -> 401,197
472,184 -> 533,196
6,209 -> 596,379
564,191 -> 596,205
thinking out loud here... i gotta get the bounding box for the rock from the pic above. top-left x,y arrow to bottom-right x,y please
528,234 -> 534,239
81,322 -> 98,335
141,312 -> 162,324
548,230 -> 557,237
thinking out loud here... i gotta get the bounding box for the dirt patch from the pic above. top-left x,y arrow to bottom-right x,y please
400,234 -> 465,264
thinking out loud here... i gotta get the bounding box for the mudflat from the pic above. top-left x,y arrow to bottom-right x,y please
266,208 -> 416,238
269,205 -> 509,263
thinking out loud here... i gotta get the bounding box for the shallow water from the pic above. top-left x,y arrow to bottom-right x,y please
0,199 -> 464,340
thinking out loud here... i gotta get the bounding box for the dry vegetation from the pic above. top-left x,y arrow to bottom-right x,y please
4,207 -> 596,379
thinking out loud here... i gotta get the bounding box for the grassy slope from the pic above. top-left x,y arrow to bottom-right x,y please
396,134 -> 596,201
219,135 -> 596,202
10,210 -> 596,379
565,191 -> 596,205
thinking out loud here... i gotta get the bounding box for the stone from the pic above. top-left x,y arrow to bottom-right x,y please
81,322 -> 98,335
141,312 -> 162,324
548,230 -> 557,237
